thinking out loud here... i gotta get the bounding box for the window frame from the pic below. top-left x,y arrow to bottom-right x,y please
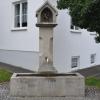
70,24 -> 79,30
71,56 -> 80,68
91,54 -> 96,64
22,2 -> 27,27
12,0 -> 28,31
70,18 -> 81,33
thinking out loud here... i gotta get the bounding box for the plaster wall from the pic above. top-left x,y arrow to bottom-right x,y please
0,0 -> 45,71
0,0 -> 99,72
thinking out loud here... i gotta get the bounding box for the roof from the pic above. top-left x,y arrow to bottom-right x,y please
36,0 -> 58,16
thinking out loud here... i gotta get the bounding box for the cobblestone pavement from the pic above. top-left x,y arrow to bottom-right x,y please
0,83 -> 100,100
85,87 -> 100,100
0,83 -> 9,100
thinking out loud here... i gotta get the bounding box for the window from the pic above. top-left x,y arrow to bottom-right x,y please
15,4 -> 20,27
91,54 -> 96,64
14,1 -> 27,28
70,24 -> 79,30
71,56 -> 80,68
70,18 -> 79,30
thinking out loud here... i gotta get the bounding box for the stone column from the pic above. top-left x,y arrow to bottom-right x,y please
38,27 -> 57,73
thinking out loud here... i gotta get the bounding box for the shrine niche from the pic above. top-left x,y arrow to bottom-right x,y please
36,1 -> 58,27
41,7 -> 53,23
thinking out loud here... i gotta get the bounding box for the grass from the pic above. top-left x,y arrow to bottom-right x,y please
0,69 -> 12,83
85,77 -> 100,88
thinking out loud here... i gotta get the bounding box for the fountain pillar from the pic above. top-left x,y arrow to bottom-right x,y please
36,1 -> 58,73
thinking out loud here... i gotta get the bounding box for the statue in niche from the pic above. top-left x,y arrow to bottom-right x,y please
41,8 -> 53,22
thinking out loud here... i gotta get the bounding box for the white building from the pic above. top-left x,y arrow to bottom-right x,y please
0,0 -> 100,73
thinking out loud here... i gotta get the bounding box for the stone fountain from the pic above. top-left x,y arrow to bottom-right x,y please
9,1 -> 85,100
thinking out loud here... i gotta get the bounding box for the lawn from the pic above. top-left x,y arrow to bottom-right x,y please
0,69 -> 12,83
85,77 -> 100,88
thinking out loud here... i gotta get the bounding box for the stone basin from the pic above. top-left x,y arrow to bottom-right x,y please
16,73 -> 77,77
10,73 -> 85,97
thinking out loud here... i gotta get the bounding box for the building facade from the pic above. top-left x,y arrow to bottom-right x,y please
0,0 -> 99,73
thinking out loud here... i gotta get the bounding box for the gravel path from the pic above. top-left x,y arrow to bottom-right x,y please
0,83 -> 100,100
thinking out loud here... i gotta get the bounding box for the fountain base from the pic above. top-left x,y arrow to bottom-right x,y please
9,73 -> 85,100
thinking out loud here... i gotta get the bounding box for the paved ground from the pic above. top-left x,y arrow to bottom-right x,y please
0,82 -> 100,100
0,62 -> 100,78
0,62 -> 33,73
75,65 -> 100,78
0,63 -> 100,100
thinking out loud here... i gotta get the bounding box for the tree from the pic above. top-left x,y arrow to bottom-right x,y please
57,0 -> 100,42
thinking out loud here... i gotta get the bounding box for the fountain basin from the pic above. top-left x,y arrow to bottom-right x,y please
10,73 -> 85,97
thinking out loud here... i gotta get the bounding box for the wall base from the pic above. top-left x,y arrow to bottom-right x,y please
0,49 -> 39,71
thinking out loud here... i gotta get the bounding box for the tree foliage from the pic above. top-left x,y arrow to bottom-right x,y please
57,0 -> 100,42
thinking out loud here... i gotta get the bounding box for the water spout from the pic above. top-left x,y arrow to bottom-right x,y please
45,57 -> 49,63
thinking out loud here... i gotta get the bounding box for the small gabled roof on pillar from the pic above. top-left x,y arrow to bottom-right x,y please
36,1 -> 58,17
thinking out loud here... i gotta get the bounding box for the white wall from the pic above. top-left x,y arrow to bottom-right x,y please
0,0 -> 47,51
53,0 -> 99,72
0,0 -> 46,71
53,9 -> 71,72
0,49 -> 39,71
0,0 -> 100,72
